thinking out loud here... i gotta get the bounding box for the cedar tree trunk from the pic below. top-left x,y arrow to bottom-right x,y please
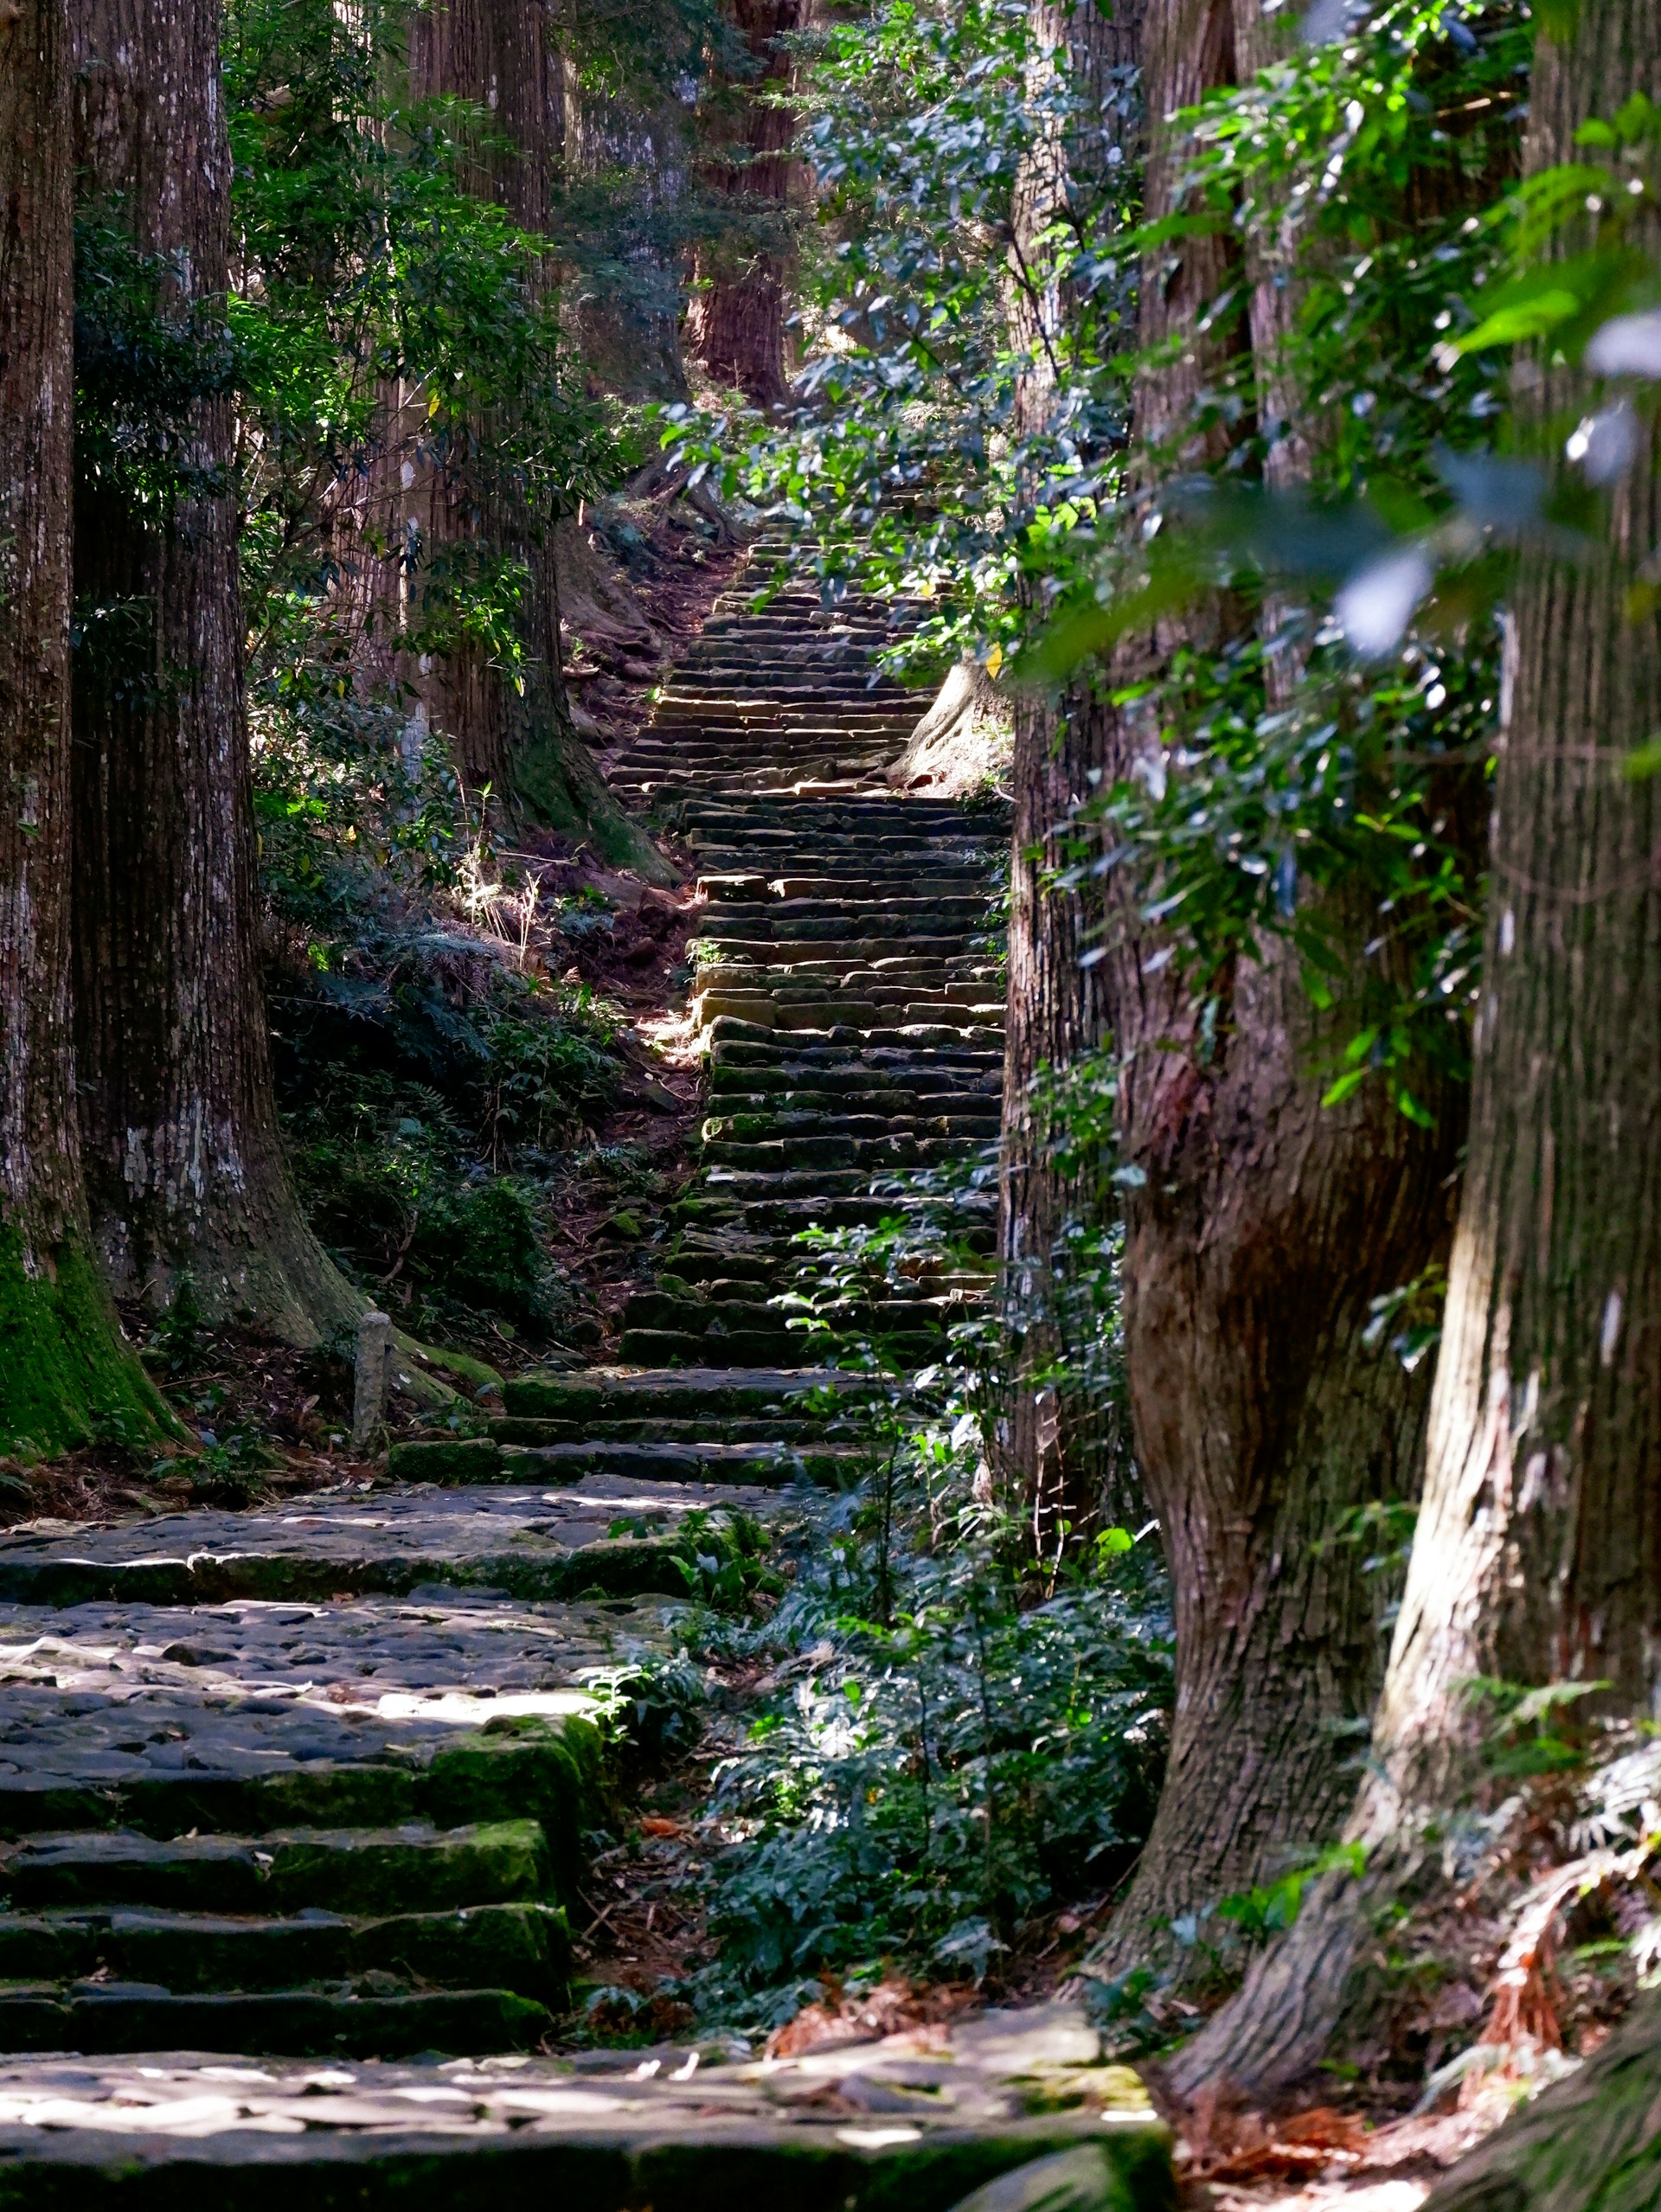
407,0 -> 671,878
1420,1992 -> 1661,2212
996,0 -> 1142,1555
1167,0 -> 1661,2095
71,0 -> 358,1339
685,0 -> 806,408
1087,0 -> 1463,1972
0,0 -> 168,1450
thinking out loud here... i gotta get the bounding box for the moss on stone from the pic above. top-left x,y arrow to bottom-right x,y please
0,1231 -> 176,1459
424,1720 -> 610,1907
385,1438 -> 503,1484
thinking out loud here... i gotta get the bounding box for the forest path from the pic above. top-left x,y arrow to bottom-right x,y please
0,547 -> 1171,2209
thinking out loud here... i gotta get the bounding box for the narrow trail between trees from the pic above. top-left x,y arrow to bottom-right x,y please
0,545 -> 1174,2209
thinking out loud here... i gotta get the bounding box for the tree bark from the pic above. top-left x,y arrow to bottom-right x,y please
996,0 -> 1143,1556
0,0 -> 168,1452
407,0 -> 672,878
1419,1993 -> 1661,2212
685,0 -> 807,408
71,0 -> 359,1340
1083,0 -> 1467,1971
1167,0 -> 1661,2094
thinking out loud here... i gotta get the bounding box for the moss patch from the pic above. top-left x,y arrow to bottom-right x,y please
0,1231 -> 176,1459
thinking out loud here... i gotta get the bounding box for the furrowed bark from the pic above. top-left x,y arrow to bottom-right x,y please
1086,0 -> 1465,1970
71,0 -> 360,1341
685,0 -> 807,408
407,0 -> 671,879
1168,0 -> 1661,2096
1420,1993 -> 1661,2212
0,0 -> 170,1452
997,0 -> 1142,1554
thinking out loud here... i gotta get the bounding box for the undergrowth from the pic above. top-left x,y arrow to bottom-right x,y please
660,1378 -> 1172,2040
255,666 -> 628,1350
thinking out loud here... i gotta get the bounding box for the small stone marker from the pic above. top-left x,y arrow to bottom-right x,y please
353,1309 -> 392,1448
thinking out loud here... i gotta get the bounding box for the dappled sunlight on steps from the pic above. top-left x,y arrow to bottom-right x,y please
0,542 -> 1170,2209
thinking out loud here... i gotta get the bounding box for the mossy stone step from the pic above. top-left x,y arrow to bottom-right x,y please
0,1483 -> 773,1607
0,553 -> 1021,2098
389,1437 -> 854,1488
668,1212 -> 990,1247
700,1133 -> 987,1169
709,1040 -> 1003,1071
0,2006 -> 1172,2212
618,1329 -> 944,1371
0,1981 -> 551,2058
705,1020 -> 1003,1054
491,1414 -> 825,1446
704,1100 -> 1001,1130
501,1366 -> 869,1420
0,1899 -> 569,2001
2,1818 -> 551,1915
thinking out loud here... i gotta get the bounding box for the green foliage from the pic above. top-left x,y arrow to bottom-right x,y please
73,217 -> 238,510
664,0 -> 1134,670
1214,1843 -> 1369,1943
665,1509 -> 783,1611
670,0 -> 1549,1119
287,1068 -> 558,1337
147,1382 -> 285,1500
670,1398 -> 1170,2034
1466,1677 -> 1612,1779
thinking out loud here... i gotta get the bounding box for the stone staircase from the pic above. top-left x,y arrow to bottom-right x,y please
394,542 -> 1008,1485
0,546 -> 1169,2210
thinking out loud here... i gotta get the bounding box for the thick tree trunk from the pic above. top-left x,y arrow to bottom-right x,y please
1168,0 -> 1661,2095
71,0 -> 358,1340
1099,924 -> 1453,1964
685,0 -> 806,408
1084,0 -> 1465,1970
1420,1994 -> 1661,2212
0,0 -> 167,1452
407,0 -> 671,878
996,0 -> 1142,1554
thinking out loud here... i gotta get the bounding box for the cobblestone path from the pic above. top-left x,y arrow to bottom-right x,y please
0,548 -> 1170,2211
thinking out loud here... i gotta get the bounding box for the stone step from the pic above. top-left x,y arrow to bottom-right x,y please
500,1364 -> 873,1420
491,1414 -> 833,1446
0,1480 -> 779,1608
617,1329 -> 945,1369
387,1437 -> 857,1489
0,544 -> 1023,2108
620,1289 -> 951,1335
665,1253 -> 991,1297
0,1897 -> 568,2001
689,855 -> 1000,878
698,1137 -> 984,1172
670,1195 -> 994,1237
701,1107 -> 998,1136
0,1981 -> 553,2058
1,1818 -> 551,1916
0,2011 -> 1171,2211
699,875 -> 991,901
706,1074 -> 1000,1102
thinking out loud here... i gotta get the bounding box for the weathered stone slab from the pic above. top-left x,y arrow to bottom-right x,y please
387,1439 -> 853,1489
0,1588 -> 691,1854
0,1900 -> 568,2003
0,2008 -> 1171,2212
0,1478 -> 780,1608
501,1367 -> 868,1420
3,1818 -> 553,1915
